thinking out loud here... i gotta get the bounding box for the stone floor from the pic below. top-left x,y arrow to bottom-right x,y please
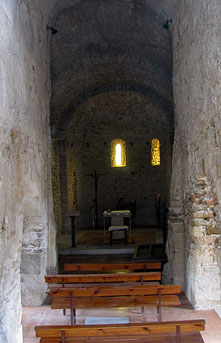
23,297 -> 221,343
57,227 -> 164,250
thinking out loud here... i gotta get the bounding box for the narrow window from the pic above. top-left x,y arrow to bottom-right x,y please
116,143 -> 122,165
151,138 -> 160,166
111,139 -> 126,167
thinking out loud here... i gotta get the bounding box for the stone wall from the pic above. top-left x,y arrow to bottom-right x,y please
49,0 -> 174,235
0,1 -> 57,342
166,0 -> 221,315
163,133 -> 185,287
186,176 -> 220,310
51,140 -> 62,234
53,91 -> 172,232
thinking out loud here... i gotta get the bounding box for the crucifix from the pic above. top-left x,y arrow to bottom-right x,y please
85,170 -> 104,228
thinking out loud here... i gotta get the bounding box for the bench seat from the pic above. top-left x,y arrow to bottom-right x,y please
35,320 -> 205,343
39,335 -> 204,343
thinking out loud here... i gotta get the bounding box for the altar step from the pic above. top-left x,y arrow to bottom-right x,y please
59,245 -> 135,255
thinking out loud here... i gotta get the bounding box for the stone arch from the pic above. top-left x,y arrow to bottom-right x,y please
59,81 -> 174,134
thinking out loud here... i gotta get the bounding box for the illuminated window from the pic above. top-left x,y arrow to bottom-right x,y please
151,138 -> 160,166
116,144 -> 122,165
111,139 -> 126,167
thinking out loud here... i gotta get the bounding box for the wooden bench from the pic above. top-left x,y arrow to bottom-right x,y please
45,271 -> 162,291
35,319 -> 205,342
63,261 -> 162,273
49,284 -> 181,324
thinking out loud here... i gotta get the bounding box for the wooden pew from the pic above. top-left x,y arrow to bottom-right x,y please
45,271 -> 162,289
35,319 -> 206,342
49,284 -> 181,324
63,261 -> 161,273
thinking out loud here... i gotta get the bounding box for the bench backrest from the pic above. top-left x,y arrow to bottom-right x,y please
35,320 -> 205,341
63,262 -> 161,272
49,284 -> 181,298
45,271 -> 161,286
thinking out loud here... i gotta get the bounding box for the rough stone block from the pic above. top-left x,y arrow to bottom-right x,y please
191,226 -> 205,238
191,218 -> 216,227
21,274 -> 47,306
191,210 -> 214,219
21,253 -> 41,274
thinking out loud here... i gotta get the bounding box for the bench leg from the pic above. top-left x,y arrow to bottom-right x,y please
70,308 -> 76,325
63,309 -> 66,316
176,325 -> 181,343
157,288 -> 162,321
61,330 -> 66,343
157,304 -> 162,321
69,291 -> 76,324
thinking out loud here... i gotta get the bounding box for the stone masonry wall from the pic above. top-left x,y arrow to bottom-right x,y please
0,1 -> 57,342
186,176 -> 220,310
51,140 -> 62,234
167,0 -> 221,314
163,133 -> 185,288
54,91 -> 172,232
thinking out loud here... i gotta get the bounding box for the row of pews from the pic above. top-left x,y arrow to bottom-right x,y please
35,262 -> 205,342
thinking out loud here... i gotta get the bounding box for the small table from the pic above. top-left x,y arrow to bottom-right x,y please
103,210 -> 132,237
109,225 -> 128,245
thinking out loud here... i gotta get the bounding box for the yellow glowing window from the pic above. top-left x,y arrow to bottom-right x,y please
151,138 -> 160,166
116,144 -> 122,165
111,139 -> 126,167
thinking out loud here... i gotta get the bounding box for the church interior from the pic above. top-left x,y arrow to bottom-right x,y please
0,1 -> 221,342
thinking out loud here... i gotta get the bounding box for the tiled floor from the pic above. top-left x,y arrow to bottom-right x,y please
22,298 -> 221,342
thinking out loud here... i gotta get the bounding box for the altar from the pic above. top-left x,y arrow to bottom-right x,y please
103,210 -> 132,238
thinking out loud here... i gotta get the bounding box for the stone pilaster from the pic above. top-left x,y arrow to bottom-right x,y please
186,176 -> 221,312
163,200 -> 185,287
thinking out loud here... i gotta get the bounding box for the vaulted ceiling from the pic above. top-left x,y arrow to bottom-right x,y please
49,0 -> 173,132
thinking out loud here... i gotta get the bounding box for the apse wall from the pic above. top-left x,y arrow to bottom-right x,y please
52,91 -> 172,232
50,0 -> 174,234
166,0 -> 221,315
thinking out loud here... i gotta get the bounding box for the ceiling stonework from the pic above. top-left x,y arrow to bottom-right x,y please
58,81 -> 174,130
49,0 -> 173,129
